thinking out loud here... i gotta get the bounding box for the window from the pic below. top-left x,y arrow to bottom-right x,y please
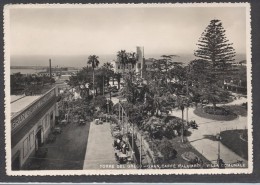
138,63 -> 141,69
45,115 -> 49,129
50,112 -> 53,121
29,131 -> 34,148
23,138 -> 29,158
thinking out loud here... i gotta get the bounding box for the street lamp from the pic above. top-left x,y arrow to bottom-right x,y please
180,104 -> 185,143
85,83 -> 89,98
108,84 -> 112,100
106,99 -> 110,114
186,98 -> 190,123
216,133 -> 225,168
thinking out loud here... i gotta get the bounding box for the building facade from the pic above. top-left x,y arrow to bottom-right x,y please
11,87 -> 59,170
111,46 -> 145,75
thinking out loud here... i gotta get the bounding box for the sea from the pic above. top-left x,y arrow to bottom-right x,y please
10,53 -> 246,74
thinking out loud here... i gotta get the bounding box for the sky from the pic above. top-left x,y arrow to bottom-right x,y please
8,5 -> 247,58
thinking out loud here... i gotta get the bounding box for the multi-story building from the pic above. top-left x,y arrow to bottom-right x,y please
111,46 -> 145,76
11,87 -> 59,170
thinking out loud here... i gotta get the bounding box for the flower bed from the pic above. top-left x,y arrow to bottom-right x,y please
194,106 -> 238,121
204,106 -> 233,116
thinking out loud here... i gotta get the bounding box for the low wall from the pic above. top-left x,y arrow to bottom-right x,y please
134,127 -> 162,164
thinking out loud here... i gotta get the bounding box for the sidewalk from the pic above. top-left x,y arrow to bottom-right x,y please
83,122 -> 117,169
170,98 -> 248,165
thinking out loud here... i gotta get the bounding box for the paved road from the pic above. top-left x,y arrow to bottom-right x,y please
83,122 -> 117,169
170,97 -> 248,165
23,122 -> 90,170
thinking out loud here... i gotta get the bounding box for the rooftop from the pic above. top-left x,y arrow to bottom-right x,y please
11,95 -> 24,103
11,95 -> 41,117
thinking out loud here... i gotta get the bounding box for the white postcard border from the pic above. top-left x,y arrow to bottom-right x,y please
4,2 -> 252,176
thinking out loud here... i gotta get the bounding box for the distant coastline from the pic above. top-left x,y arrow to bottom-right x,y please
11,66 -> 46,69
10,66 -> 79,70
10,53 -> 246,69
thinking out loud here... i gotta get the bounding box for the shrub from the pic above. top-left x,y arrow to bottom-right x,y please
157,139 -> 177,161
204,106 -> 234,116
181,151 -> 201,164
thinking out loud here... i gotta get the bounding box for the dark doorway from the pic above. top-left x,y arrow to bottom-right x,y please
12,152 -> 20,170
35,129 -> 43,151
50,112 -> 54,128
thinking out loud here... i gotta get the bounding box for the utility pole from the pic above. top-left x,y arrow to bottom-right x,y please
125,111 -> 127,133
181,105 -> 184,143
49,59 -> 52,84
118,102 -> 120,124
103,74 -> 105,95
107,99 -> 109,114
186,65 -> 189,123
218,137 -> 220,161
122,105 -> 124,134
132,122 -> 134,152
140,135 -> 142,168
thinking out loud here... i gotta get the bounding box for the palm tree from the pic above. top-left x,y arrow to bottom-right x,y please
87,55 -> 100,98
103,62 -> 114,86
176,96 -> 186,143
117,50 -> 129,73
114,72 -> 122,90
128,52 -> 137,69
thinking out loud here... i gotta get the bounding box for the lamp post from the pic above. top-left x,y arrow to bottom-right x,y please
186,64 -> 190,123
108,84 -> 112,100
85,83 -> 89,98
216,133 -> 222,162
180,104 -> 185,143
215,130 -> 225,168
186,99 -> 190,124
103,74 -> 105,96
132,119 -> 134,154
106,99 -> 109,123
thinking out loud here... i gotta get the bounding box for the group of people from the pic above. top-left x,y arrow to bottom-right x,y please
113,137 -> 130,164
114,137 -> 129,154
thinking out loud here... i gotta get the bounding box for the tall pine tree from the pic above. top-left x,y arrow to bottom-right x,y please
193,19 -> 236,109
194,19 -> 236,70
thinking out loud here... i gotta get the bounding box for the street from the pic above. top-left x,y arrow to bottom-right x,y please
170,96 -> 248,165
23,122 -> 91,170
83,121 -> 117,169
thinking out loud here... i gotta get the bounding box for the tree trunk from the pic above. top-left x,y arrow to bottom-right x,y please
93,69 -> 95,98
181,109 -> 184,143
213,102 -> 216,114
118,78 -> 121,90
87,88 -> 89,97
103,75 -> 105,95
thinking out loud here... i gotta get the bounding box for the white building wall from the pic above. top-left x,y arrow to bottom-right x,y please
11,104 -> 56,169
136,46 -> 144,76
